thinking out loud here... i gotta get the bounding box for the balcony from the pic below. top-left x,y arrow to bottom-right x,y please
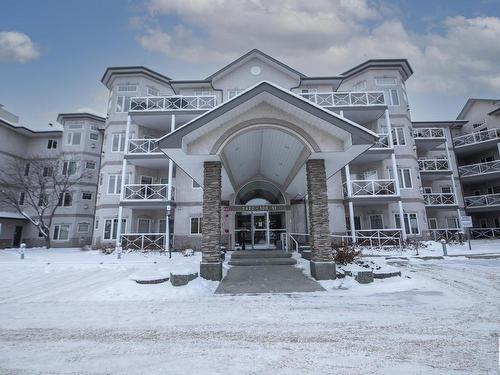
121,184 -> 173,204
464,193 -> 500,211
371,133 -> 391,149
121,233 -> 166,251
454,129 -> 500,148
300,91 -> 385,107
130,95 -> 217,112
418,159 -> 450,172
128,138 -> 161,154
413,128 -> 445,139
344,179 -> 398,200
458,160 -> 500,181
423,193 -> 457,207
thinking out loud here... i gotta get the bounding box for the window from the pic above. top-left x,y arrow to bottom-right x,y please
111,133 -> 126,152
346,216 -> 361,231
352,80 -> 367,91
227,89 -> 243,99
363,170 -> 378,180
424,187 -> 432,194
47,139 -> 58,149
24,163 -> 30,176
194,90 -> 212,96
446,217 -> 459,228
66,131 -> 82,145
375,77 -> 398,85
116,96 -> 131,113
95,218 -> 99,229
369,215 -> 384,229
91,124 -> 100,131
107,174 -> 130,195
43,166 -> 54,177
62,161 -> 77,176
190,217 -> 202,235
118,84 -> 137,92
19,192 -> 25,206
53,224 -> 70,241
192,179 -> 201,189
82,192 -> 92,200
58,192 -> 72,207
398,168 -> 412,189
89,132 -> 99,141
103,218 -> 127,240
77,222 -> 90,233
38,194 -> 47,207
479,218 -> 488,228
147,87 -> 159,96
395,213 -> 419,235
441,186 -> 452,194
480,156 -> 494,163
85,161 -> 96,170
375,77 -> 399,106
301,89 -> 318,94
392,127 -> 406,145
159,219 -> 167,233
428,218 -> 438,229
137,219 -> 151,233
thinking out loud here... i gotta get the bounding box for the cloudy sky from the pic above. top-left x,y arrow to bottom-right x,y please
0,0 -> 499,128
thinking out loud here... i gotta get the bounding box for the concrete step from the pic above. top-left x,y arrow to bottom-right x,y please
230,250 -> 292,259
228,257 -> 297,266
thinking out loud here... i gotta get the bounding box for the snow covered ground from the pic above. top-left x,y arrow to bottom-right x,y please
0,244 -> 499,374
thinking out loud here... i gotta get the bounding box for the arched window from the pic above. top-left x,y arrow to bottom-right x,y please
235,181 -> 285,205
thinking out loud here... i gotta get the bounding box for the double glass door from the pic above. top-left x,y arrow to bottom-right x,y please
235,211 -> 286,249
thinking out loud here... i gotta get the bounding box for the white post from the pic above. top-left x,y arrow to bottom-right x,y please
444,140 -> 463,232
165,114 -> 175,255
339,110 -> 344,118
385,110 -> 407,240
115,115 -> 131,254
345,164 -> 356,242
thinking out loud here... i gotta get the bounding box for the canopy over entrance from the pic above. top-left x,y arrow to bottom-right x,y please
158,81 -> 378,199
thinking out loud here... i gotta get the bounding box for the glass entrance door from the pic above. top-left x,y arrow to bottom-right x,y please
252,212 -> 269,249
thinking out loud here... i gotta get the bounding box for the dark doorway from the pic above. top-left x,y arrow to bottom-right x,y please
13,225 -> 23,247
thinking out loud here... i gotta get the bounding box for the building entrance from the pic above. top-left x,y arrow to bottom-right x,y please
234,211 -> 286,250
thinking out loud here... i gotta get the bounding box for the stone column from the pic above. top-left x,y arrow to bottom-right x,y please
306,159 -> 336,280
200,161 -> 223,281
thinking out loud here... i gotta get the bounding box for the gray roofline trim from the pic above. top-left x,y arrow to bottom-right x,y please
205,49 -> 306,81
456,98 -> 498,120
300,76 -> 344,81
341,59 -> 413,81
101,66 -> 172,88
57,112 -> 106,123
488,107 -> 500,116
158,81 -> 378,150
412,120 -> 468,125
0,118 -> 62,136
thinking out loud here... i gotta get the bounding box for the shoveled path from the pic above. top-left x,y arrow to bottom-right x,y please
215,264 -> 325,294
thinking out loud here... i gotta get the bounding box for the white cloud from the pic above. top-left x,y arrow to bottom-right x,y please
0,31 -> 40,62
135,1 -> 500,95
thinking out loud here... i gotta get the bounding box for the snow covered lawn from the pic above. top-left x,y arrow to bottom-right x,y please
0,245 -> 499,374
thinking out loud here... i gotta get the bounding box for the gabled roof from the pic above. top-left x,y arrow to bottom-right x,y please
456,98 -> 499,120
101,66 -> 172,89
342,59 -> 413,81
205,49 -> 306,81
159,81 -> 377,149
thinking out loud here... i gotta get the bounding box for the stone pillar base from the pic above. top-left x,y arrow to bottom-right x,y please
200,262 -> 223,281
310,261 -> 336,280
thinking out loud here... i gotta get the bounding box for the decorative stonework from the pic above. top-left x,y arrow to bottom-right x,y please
201,161 -> 222,264
306,159 -> 334,262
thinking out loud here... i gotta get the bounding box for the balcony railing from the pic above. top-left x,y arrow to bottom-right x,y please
454,129 -> 500,147
464,193 -> 500,208
413,128 -> 445,139
371,133 -> 391,149
122,184 -> 172,201
423,193 -> 456,206
130,95 -> 217,111
353,229 -> 402,247
121,233 -> 166,251
300,91 -> 385,107
428,229 -> 461,242
458,160 -> 500,177
344,179 -> 397,197
469,228 -> 500,239
418,159 -> 450,172
128,138 -> 161,154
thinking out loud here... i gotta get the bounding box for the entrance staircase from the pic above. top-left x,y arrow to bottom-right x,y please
228,250 -> 297,266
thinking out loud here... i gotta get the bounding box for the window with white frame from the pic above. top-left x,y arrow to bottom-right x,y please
107,174 -> 130,195
369,214 -> 384,229
90,124 -> 99,131
115,96 -> 131,113
428,218 -> 438,229
111,133 -> 126,152
446,217 -> 459,228
194,90 -> 212,96
227,89 -> 243,99
147,87 -> 159,96
375,77 -> 399,106
43,166 -> 54,177
47,139 -> 58,149
137,219 -> 151,233
375,77 -> 397,85
85,161 -> 96,170
190,217 -> 202,235
62,161 -> 77,176
117,84 -> 137,92
58,192 -> 72,207
395,213 -> 419,234
103,218 -> 127,240
82,192 -> 92,200
66,131 -> 81,145
392,127 -> 406,145
89,132 -> 99,141
53,224 -> 70,240
423,187 -> 432,194
398,168 -> 412,189
77,222 -> 90,233
441,186 -> 453,194
192,179 -> 201,189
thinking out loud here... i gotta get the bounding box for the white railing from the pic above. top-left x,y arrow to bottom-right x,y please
459,160 -> 500,177
121,233 -> 166,251
300,91 -> 385,107
464,193 -> 500,208
344,179 -> 397,197
469,228 -> 500,239
418,159 -> 450,172
287,233 -> 310,253
371,133 -> 391,149
123,184 -> 172,201
454,129 -> 500,147
423,193 -> 456,206
130,95 -> 217,111
128,138 -> 161,154
428,229 -> 461,242
353,229 -> 402,248
413,128 -> 445,139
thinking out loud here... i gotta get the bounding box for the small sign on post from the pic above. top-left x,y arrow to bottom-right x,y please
461,216 -> 473,250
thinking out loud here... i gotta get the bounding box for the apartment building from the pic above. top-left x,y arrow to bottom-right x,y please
0,105 -> 105,248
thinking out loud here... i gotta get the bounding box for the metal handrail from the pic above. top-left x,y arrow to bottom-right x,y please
344,179 -> 397,197
413,128 -> 445,139
418,159 -> 450,171
459,160 -> 500,177
123,184 -> 171,200
423,193 -> 456,206
299,91 -> 386,107
464,193 -> 500,207
128,138 -> 161,154
454,129 -> 500,147
130,95 -> 217,111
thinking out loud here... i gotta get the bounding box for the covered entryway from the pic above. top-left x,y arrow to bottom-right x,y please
158,81 -> 378,281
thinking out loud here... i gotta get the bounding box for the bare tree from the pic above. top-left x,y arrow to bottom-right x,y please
0,155 -> 87,248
